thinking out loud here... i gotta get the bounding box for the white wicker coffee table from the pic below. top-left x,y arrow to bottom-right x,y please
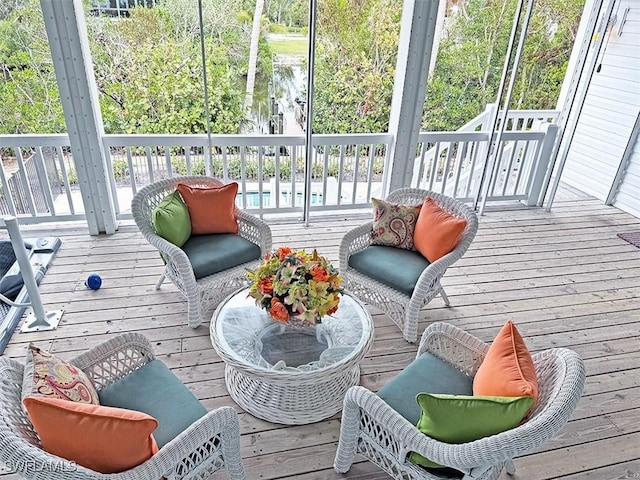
210,288 -> 374,425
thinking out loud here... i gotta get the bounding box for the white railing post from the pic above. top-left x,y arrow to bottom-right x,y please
528,123 -> 558,207
1,217 -> 63,332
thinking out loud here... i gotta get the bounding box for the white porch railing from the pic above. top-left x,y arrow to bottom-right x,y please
101,133 -> 393,217
413,107 -> 560,205
0,108 -> 560,224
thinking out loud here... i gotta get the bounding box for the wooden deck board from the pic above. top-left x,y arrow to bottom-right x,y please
2,196 -> 640,479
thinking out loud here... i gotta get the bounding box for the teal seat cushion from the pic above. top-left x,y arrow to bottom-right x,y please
182,233 -> 261,280
377,352 -> 473,425
98,360 -> 207,449
348,246 -> 430,297
152,191 -> 192,247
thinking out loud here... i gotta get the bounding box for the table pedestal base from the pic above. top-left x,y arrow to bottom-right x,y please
225,364 -> 360,425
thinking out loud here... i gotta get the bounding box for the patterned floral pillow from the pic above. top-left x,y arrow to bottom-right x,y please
21,344 -> 99,406
370,198 -> 422,250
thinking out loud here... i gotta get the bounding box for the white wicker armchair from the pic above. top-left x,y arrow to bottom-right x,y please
0,332 -> 246,480
131,176 -> 272,328
334,322 -> 586,480
339,189 -> 478,343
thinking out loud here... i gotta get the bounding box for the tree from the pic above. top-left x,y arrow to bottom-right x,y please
245,0 -> 265,109
0,0 -> 66,133
423,0 -> 584,131
312,0 -> 402,134
91,7 -> 245,134
0,0 -> 272,135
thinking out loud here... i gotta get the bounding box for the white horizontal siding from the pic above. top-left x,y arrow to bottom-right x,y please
614,124 -> 640,218
561,1 -> 640,204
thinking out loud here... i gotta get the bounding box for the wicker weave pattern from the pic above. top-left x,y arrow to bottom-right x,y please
0,333 -> 246,480
211,292 -> 375,425
131,176 -> 273,328
333,322 -> 586,480
339,189 -> 479,343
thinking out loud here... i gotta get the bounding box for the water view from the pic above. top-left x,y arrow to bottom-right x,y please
242,35 -> 307,135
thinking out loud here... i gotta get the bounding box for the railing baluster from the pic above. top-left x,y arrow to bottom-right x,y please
366,143 -> 375,203
15,148 -> 38,216
501,140 -> 519,196
55,146 -> 75,214
336,144 -> 345,206
0,150 -> 17,217
274,147 -> 281,209
239,146 -> 247,210
351,144 -> 361,205
428,143 -> 439,191
34,147 -> 57,215
416,141 -> 427,189
126,147 -> 137,195
290,145 -> 297,209
452,140 -> 468,198
145,146 -> 154,183
488,142 -> 506,198
257,147 -> 264,209
514,140 -> 530,195
440,142 -> 455,195
164,145 -> 172,178
322,145 -> 329,206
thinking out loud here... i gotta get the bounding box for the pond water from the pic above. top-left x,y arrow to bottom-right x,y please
241,62 -> 306,135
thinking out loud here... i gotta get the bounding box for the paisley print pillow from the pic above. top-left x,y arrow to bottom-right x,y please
22,344 -> 99,406
370,198 -> 422,250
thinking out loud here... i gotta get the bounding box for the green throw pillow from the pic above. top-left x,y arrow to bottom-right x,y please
152,191 -> 192,247
410,393 -> 535,468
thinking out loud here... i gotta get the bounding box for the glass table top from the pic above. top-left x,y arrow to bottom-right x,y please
212,289 -> 372,372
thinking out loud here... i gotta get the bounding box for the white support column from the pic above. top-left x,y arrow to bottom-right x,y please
386,0 -> 440,194
41,0 -> 118,235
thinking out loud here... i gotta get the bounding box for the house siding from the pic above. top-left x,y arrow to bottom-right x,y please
614,125 -> 640,218
561,1 -> 640,213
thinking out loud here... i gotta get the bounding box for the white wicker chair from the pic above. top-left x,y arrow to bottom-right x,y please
339,188 -> 478,343
334,322 -> 586,480
131,176 -> 272,328
0,332 -> 246,480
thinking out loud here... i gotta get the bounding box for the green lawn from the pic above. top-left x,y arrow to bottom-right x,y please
268,38 -> 308,56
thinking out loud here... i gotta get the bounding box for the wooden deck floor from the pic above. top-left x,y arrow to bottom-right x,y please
2,194 -> 640,479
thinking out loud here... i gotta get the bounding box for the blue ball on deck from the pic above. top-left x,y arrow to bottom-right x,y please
85,273 -> 102,290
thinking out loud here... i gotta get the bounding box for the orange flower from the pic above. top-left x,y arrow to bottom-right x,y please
258,277 -> 273,295
310,264 -> 329,282
277,247 -> 292,261
269,298 -> 289,322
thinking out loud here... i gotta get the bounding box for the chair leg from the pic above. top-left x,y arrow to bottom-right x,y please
439,287 -> 450,306
155,273 -> 166,290
505,459 -> 516,475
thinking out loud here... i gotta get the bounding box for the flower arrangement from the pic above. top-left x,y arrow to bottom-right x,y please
247,247 -> 343,325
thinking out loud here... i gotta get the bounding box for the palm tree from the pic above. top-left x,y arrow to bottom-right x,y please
244,0 -> 265,110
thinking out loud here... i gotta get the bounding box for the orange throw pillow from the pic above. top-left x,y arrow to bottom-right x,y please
413,197 -> 467,262
23,397 -> 158,474
473,321 -> 538,401
176,182 -> 239,235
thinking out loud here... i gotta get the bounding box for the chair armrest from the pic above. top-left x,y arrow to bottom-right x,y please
236,209 -> 272,254
341,385 -> 533,474
147,405 -> 245,479
71,333 -> 156,391
417,322 -> 488,377
338,222 -> 373,268
340,386 -> 481,473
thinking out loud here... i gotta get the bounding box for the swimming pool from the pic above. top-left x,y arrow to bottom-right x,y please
236,191 -> 323,207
